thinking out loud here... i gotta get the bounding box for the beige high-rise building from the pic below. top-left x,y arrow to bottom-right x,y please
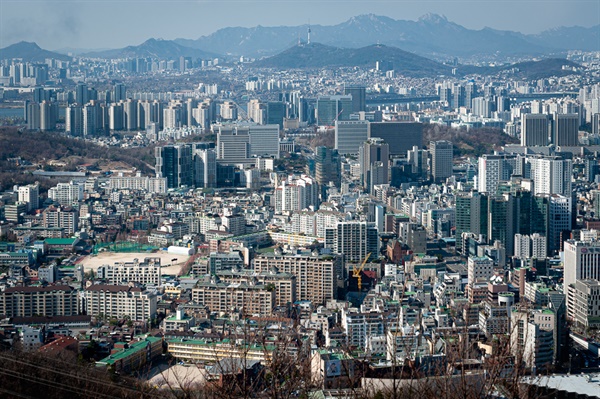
253,250 -> 343,305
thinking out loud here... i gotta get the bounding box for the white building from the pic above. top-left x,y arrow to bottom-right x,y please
527,156 -> 572,196
18,184 -> 39,212
564,240 -> 600,321
48,181 -> 84,206
274,174 -> 319,213
96,257 -> 162,286
83,285 -> 157,322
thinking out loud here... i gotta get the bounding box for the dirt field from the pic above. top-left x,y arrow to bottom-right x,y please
75,251 -> 191,275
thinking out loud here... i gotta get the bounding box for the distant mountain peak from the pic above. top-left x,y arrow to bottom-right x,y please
418,13 -> 449,24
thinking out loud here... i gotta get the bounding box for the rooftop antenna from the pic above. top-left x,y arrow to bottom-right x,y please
307,20 -> 311,44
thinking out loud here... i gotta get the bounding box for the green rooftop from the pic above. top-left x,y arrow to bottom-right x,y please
97,336 -> 161,366
45,238 -> 77,245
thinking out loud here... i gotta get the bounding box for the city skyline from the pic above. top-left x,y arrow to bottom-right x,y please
0,0 -> 597,51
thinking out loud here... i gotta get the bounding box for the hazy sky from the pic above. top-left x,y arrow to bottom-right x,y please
0,0 -> 598,50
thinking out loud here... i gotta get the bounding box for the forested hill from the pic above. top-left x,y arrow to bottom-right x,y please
0,128 -> 155,192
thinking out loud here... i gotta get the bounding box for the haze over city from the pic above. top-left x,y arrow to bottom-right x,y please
0,0 -> 598,50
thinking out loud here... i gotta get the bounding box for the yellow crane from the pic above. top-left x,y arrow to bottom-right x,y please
352,252 -> 371,291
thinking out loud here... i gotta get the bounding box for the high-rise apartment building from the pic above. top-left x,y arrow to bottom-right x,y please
527,155 -> 572,196
325,221 -> 379,263
0,286 -> 78,317
18,184 -> 39,212
253,251 -> 343,305
83,285 -> 157,322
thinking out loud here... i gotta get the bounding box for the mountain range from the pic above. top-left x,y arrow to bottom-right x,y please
0,41 -> 71,62
174,13 -> 600,58
82,38 -> 219,60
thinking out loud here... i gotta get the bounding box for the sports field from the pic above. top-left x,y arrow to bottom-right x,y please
75,251 -> 191,275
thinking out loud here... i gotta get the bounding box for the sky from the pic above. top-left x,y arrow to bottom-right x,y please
0,0 -> 598,50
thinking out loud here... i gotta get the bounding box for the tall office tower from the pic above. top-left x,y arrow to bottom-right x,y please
121,99 -> 136,131
312,146 -> 341,189
193,148 -> 217,188
108,103 -> 124,131
344,84 -> 366,113
455,191 -> 489,253
65,105 -> 83,136
163,105 -> 182,129
527,155 -> 572,196
113,83 -> 126,102
547,194 -> 571,254
369,122 -> 423,155
521,114 -> 550,146
359,138 -> 389,193
18,184 -> 39,212
585,157 -> 599,183
488,194 -> 516,256
248,125 -> 280,158
477,154 -> 517,194
335,120 -> 369,155
316,95 -> 352,126
325,221 -> 379,263
219,101 -> 238,121
83,103 -> 97,137
40,101 -> 57,131
552,113 -> 579,146
563,240 -> 600,321
75,83 -> 88,105
266,101 -> 285,128
155,144 -> 193,189
592,113 -> 600,135
429,140 -> 453,183
216,125 -> 250,163
407,145 -> 427,178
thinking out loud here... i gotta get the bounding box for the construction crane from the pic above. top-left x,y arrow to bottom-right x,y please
352,252 -> 371,291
